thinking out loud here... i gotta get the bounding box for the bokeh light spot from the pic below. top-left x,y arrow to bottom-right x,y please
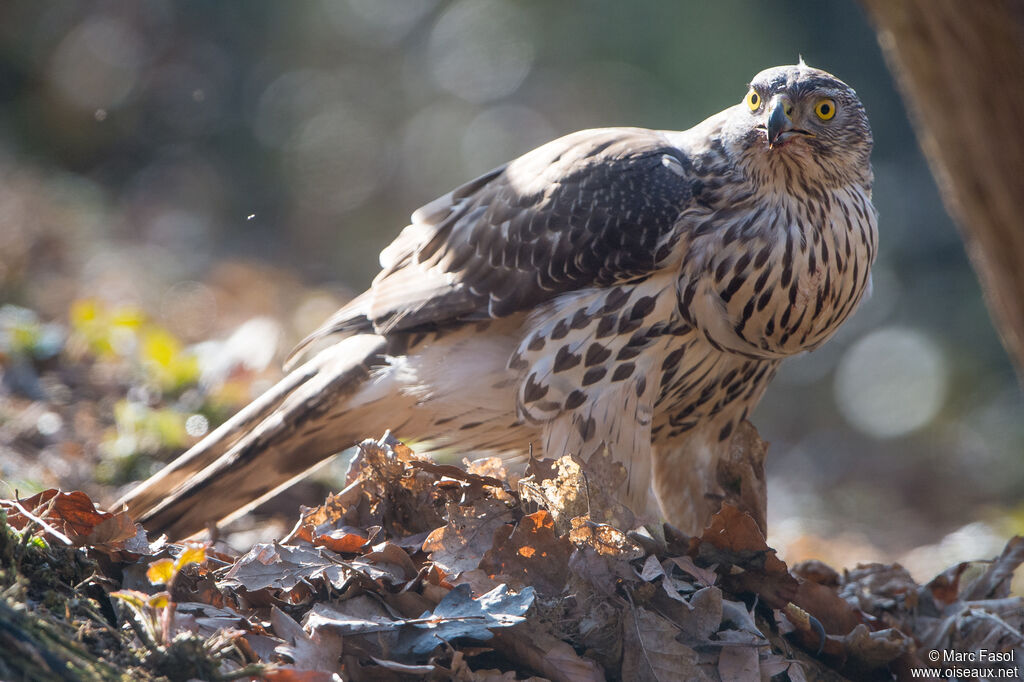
48,16 -> 143,111
428,0 -> 534,103
185,414 -> 209,438
36,411 -> 63,437
284,104 -> 389,215
834,327 -> 947,438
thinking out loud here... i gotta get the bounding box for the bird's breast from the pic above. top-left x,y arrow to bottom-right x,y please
680,182 -> 877,359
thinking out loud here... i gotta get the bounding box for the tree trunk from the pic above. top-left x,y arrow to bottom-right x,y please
861,0 -> 1024,380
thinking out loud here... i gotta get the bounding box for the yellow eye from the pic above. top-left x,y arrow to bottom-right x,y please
746,90 -> 761,111
815,98 -> 837,120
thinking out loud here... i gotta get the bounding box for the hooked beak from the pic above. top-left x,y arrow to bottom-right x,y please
766,97 -> 813,149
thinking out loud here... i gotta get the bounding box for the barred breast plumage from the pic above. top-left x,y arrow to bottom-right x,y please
120,62 -> 877,539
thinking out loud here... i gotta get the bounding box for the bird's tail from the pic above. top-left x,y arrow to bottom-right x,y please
115,333 -> 391,539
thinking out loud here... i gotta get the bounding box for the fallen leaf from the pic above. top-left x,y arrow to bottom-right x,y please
396,583 -> 534,656
272,606 -> 344,674
714,420 -> 768,535
668,556 -> 717,588
683,587 -> 724,641
691,504 -> 797,608
479,510 -> 572,597
221,542 -> 356,594
283,484 -> 377,546
841,625 -> 908,671
423,498 -> 514,575
576,446 -> 636,529
518,456 -> 590,533
345,436 -> 446,536
719,599 -> 766,644
637,554 -> 665,582
568,516 -> 643,560
3,489 -> 137,548
792,578 -> 862,635
717,643 -> 759,682
305,607 -> 399,637
791,559 -> 840,588
408,459 -> 504,495
304,595 -> 402,659
465,456 -> 511,485
451,568 -> 501,597
174,602 -> 247,637
621,606 -> 709,682
491,627 -> 605,682
359,542 -> 419,584
961,535 -> 1024,601
315,527 -> 374,554
83,511 -> 141,549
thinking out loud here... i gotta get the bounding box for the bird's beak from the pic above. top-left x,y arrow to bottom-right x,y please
767,98 -> 791,149
766,96 -> 812,149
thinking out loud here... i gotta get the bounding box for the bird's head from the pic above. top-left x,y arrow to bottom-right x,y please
728,62 -> 873,189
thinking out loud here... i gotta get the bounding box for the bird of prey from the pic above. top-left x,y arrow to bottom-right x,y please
120,63 -> 877,540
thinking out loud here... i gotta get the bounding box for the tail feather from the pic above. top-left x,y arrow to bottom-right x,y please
117,334 -> 390,539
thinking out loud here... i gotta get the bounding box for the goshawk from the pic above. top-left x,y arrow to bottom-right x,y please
120,63 -> 877,539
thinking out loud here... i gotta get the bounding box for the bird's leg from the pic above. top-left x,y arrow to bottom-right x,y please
651,433 -> 727,536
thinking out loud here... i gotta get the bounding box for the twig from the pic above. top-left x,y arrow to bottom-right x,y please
9,499 -> 73,546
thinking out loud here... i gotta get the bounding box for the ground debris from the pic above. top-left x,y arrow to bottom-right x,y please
3,437 -> 1023,680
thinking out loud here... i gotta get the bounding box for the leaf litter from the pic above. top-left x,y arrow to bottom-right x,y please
1,431 -> 1022,680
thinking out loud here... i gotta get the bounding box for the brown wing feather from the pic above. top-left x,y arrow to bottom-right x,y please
292,127 -> 696,357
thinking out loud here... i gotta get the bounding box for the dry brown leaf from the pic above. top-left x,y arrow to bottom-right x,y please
519,452 -> 635,532
792,578 -> 863,635
316,528 -> 373,554
715,420 -> 769,535
691,504 -> 797,608
283,485 -> 378,546
491,627 -> 605,682
220,542 -> 360,597
621,606 -> 709,682
667,555 -> 717,588
451,568 -> 502,597
423,498 -> 514,575
380,590 -> 437,620
637,554 -> 665,582
579,446 -> 636,529
519,455 -> 589,533
271,606 -> 344,674
345,436 -> 446,536
304,597 -> 400,660
840,625 -> 908,671
465,456 -> 512,485
842,563 -> 917,604
4,489 -> 138,548
682,587 -> 724,642
568,516 -> 643,560
408,459 -> 505,498
717,643 -> 760,682
359,542 -> 419,583
961,534 -> 1024,601
479,510 -> 572,598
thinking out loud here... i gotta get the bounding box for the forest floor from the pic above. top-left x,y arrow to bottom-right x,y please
1,262 -> 1023,680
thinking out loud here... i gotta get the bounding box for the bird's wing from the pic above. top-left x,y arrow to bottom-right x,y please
291,127 -> 698,356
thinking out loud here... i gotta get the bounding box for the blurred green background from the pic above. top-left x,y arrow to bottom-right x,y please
1,0 -> 1020,574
